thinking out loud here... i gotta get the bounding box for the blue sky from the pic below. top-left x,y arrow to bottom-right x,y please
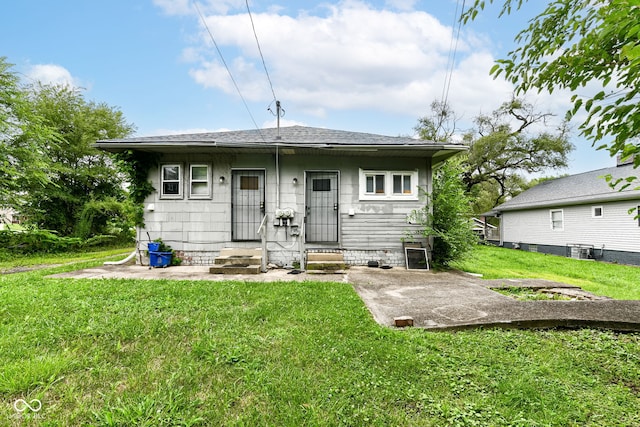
2,0 -> 614,174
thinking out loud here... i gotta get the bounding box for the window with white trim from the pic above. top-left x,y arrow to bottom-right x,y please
359,169 -> 418,200
160,164 -> 182,198
550,209 -> 564,230
189,164 -> 211,198
592,206 -> 603,218
365,173 -> 385,194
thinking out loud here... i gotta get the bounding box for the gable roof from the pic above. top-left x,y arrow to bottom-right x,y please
494,164 -> 640,212
95,125 -> 467,161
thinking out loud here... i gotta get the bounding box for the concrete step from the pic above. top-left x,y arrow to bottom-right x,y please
219,247 -> 262,257
307,252 -> 344,262
306,261 -> 346,271
214,255 -> 262,265
210,264 -> 261,274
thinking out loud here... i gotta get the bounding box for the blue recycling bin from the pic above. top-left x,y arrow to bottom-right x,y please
149,251 -> 172,268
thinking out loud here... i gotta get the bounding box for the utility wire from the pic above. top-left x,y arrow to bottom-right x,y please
245,0 -> 277,103
192,1 -> 265,140
440,0 -> 466,110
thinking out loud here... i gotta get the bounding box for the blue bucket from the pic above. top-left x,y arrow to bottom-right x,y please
148,242 -> 161,252
149,251 -> 172,268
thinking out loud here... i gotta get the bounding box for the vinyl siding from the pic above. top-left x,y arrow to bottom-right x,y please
502,200 -> 640,252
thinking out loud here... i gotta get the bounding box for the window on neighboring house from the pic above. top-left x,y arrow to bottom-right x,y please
592,206 -> 603,218
161,164 -> 182,198
550,209 -> 564,230
637,206 -> 640,227
360,169 -> 419,200
189,164 -> 211,198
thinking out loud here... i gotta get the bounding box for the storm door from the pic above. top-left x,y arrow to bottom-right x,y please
305,172 -> 339,243
231,170 -> 265,241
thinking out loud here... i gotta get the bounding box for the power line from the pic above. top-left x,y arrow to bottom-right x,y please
440,0 -> 466,110
192,1 -> 265,140
245,0 -> 277,103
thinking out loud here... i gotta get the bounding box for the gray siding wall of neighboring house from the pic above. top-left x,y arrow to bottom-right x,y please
138,153 -> 431,265
501,200 -> 640,253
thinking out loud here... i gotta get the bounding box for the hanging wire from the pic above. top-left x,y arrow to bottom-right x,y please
440,0 -> 466,110
245,0 -> 277,103
192,1 -> 265,140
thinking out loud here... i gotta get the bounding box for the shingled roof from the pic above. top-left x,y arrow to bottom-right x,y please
94,125 -> 467,161
494,163 -> 640,212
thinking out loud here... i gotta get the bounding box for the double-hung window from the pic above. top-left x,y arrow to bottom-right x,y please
359,169 -> 418,200
550,209 -> 564,231
189,164 -> 211,198
160,164 -> 183,198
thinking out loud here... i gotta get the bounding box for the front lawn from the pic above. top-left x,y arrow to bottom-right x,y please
451,245 -> 640,300
1,252 -> 639,425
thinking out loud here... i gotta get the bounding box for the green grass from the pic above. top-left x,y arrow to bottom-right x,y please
0,250 -> 639,425
0,246 -> 134,273
451,245 -> 640,300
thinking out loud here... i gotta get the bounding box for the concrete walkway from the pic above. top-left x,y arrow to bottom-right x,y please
49,265 -> 640,332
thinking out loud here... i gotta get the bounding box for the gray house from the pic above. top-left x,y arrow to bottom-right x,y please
489,161 -> 640,265
96,126 -> 466,268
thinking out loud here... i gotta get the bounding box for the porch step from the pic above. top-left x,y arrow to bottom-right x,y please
214,255 -> 262,265
307,252 -> 344,262
219,248 -> 262,257
209,264 -> 261,274
211,248 -> 263,275
306,252 -> 346,272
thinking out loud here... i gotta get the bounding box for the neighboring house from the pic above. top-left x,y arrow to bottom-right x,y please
96,126 -> 466,267
472,217 -> 498,240
488,161 -> 640,265
0,208 -> 21,229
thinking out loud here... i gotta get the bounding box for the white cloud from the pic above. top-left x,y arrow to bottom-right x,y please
27,64 -> 80,88
181,0 -> 506,119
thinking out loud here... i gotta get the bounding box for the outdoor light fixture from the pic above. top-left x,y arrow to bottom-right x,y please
219,176 -> 225,183
292,177 -> 298,185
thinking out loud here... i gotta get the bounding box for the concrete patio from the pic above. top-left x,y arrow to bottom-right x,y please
49,264 -> 640,332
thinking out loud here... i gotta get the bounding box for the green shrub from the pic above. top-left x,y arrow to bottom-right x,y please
409,159 -> 478,266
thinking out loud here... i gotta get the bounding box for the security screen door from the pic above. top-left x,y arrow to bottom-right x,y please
231,170 -> 265,241
305,172 -> 338,243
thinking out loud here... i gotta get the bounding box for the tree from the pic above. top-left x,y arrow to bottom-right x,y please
414,100 -> 458,143
463,0 -> 640,170
409,158 -> 478,266
0,57 -> 58,207
20,83 -> 135,236
415,97 -> 573,211
462,98 -> 572,208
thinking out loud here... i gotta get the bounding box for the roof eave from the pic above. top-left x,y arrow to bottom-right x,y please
496,192 -> 640,212
93,141 -> 469,157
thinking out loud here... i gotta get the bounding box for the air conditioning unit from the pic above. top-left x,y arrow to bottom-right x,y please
568,244 -> 593,259
579,247 -> 592,259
